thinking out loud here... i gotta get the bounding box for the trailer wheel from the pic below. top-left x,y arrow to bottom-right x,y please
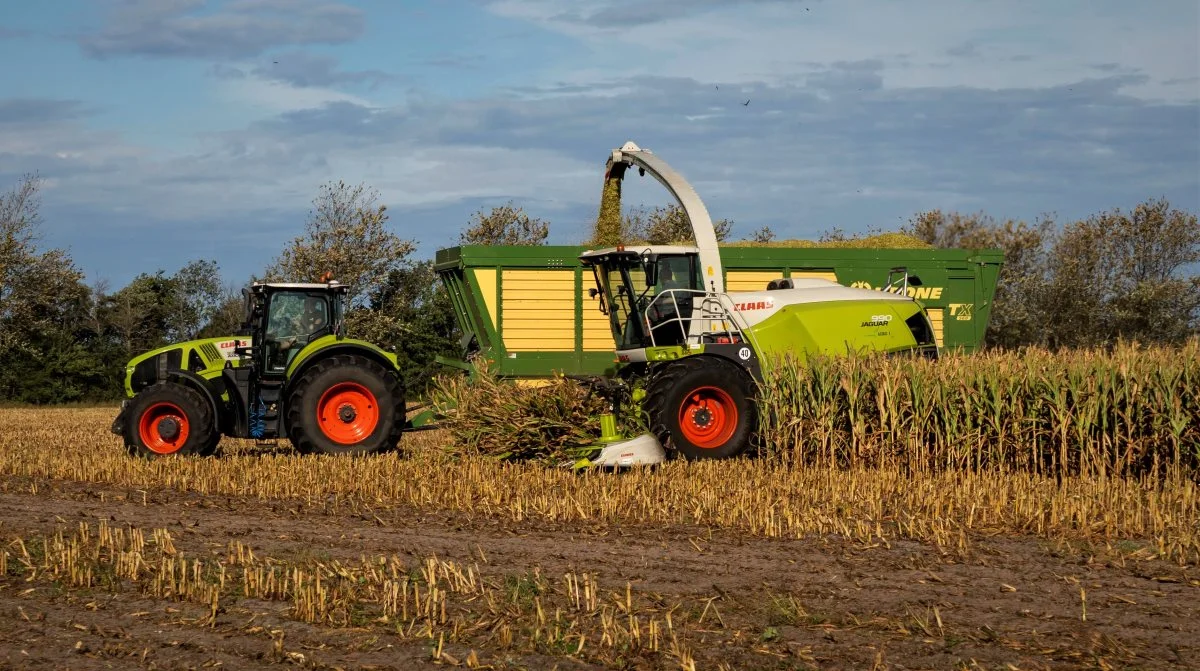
643,357 -> 757,460
286,354 -> 404,456
123,382 -> 217,458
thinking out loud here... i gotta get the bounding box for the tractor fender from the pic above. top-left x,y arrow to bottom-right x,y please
164,369 -> 222,421
284,341 -> 401,397
286,336 -> 398,377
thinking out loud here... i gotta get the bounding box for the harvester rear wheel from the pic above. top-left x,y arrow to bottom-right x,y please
286,354 -> 405,456
123,382 -> 217,459
643,357 -> 756,460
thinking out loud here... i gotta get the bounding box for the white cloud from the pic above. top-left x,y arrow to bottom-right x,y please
484,0 -> 1199,102
214,74 -> 373,114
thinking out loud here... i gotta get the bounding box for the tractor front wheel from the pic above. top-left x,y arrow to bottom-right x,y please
286,354 -> 405,456
643,357 -> 757,460
123,382 -> 217,458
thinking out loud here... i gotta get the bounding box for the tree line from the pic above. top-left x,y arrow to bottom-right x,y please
1,174 -> 1196,404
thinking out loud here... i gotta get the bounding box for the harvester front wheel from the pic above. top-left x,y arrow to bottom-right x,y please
643,357 -> 756,460
123,382 -> 217,458
286,354 -> 404,456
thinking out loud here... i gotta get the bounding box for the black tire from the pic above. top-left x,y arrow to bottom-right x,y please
286,354 -> 405,456
643,356 -> 757,460
123,382 -> 217,459
198,431 -> 222,457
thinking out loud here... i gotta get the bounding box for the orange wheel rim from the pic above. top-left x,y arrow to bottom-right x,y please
317,382 -> 380,445
138,402 -> 190,454
677,386 -> 738,449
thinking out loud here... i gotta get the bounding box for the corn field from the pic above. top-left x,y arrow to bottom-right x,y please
759,340 -> 1200,479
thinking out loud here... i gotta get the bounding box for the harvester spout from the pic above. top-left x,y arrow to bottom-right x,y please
605,141 -> 725,294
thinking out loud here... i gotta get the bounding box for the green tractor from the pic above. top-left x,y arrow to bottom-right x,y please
111,280 -> 406,458
574,142 -> 939,465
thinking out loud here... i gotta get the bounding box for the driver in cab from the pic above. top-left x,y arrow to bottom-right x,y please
274,298 -> 328,356
646,262 -> 691,346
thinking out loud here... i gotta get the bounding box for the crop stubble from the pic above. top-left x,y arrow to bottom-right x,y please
0,407 -> 1197,669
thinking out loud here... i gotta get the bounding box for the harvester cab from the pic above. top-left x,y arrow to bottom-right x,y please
112,278 -> 406,459
577,141 -> 940,463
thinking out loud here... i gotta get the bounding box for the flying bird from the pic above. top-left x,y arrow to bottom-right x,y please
743,99 -> 750,106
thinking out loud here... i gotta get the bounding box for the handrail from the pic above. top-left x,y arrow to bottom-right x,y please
641,289 -> 748,348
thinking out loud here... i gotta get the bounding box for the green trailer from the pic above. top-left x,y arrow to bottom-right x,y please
434,244 -> 1004,380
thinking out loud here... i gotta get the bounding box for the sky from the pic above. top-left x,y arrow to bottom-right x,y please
1,0 -> 1198,288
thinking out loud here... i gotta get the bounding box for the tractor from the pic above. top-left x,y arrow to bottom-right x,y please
575,142 -> 939,464
111,279 -> 406,458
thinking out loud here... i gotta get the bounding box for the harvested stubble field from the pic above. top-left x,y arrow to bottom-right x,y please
0,407 -> 1198,670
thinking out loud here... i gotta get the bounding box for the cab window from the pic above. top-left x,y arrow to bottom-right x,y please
264,292 -> 330,372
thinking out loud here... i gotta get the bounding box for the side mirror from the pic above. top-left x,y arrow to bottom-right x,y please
588,287 -> 599,299
642,259 -> 658,286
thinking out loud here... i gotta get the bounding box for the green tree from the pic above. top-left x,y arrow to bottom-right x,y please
96,271 -> 177,357
460,201 -> 549,245
263,180 -> 415,309
0,175 -> 110,402
1042,199 -> 1199,348
355,260 -> 461,396
94,260 -> 232,365
622,204 -> 733,245
169,259 -> 224,341
746,225 -> 777,243
197,283 -> 249,339
261,179 -> 435,387
906,210 -> 1055,349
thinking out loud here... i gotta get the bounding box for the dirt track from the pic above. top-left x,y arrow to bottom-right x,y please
1,477 -> 1197,670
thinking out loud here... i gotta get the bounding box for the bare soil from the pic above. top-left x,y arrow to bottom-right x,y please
0,477 -> 1196,670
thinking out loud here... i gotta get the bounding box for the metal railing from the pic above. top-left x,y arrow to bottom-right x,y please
641,289 -> 749,347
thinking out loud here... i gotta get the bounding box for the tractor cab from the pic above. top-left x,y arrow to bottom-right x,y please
240,282 -> 347,376
581,246 -> 725,354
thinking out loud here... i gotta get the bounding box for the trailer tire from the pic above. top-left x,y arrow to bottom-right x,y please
643,357 -> 757,460
286,354 -> 404,456
123,382 -> 218,459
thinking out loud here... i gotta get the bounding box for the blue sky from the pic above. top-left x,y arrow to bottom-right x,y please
1,0 -> 1197,288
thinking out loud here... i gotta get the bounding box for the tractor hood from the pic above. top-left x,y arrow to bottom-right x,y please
123,336 -> 250,396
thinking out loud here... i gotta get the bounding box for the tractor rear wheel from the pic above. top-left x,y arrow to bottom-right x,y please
643,357 -> 757,460
286,354 -> 405,456
123,382 -> 217,458
199,431 -> 222,457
